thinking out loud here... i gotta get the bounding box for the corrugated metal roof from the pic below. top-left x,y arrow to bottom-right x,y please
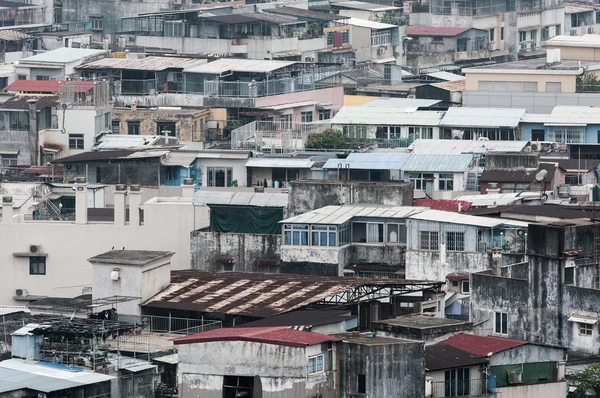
267,7 -> 344,21
0,306 -> 29,316
196,152 -> 250,159
152,353 -> 178,364
21,48 -> 107,64
430,80 -> 466,92
409,139 -> 529,154
530,106 -> 600,125
357,97 -> 441,108
440,107 -> 526,128
161,151 -> 198,167
263,100 -> 319,110
144,271 -> 442,318
331,107 -> 444,126
347,17 -> 397,29
3,80 -> 96,93
0,29 -> 31,41
246,157 -> 315,169
183,58 -> 296,74
408,209 -> 529,228
192,191 -> 288,207
77,56 -> 203,71
173,326 -> 341,347
280,205 -> 427,225
334,1 -> 399,11
441,333 -> 528,356
323,153 -> 411,170
426,344 -> 488,371
427,71 -> 465,81
0,359 -> 115,393
95,134 -> 162,150
456,192 -> 541,206
401,154 -> 473,172
407,26 -> 471,36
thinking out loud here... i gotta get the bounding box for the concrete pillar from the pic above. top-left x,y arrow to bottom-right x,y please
75,177 -> 88,225
507,11 -> 518,62
2,196 -> 13,224
182,178 -> 195,198
128,185 -> 141,226
492,247 -> 502,276
27,99 -> 38,166
113,184 -> 127,226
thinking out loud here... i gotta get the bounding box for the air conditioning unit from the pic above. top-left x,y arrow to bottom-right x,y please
377,47 -> 386,55
589,26 -> 595,34
304,57 -> 314,62
571,28 -> 578,36
15,289 -> 28,297
510,371 -> 523,384
110,269 -> 120,281
29,245 -> 42,254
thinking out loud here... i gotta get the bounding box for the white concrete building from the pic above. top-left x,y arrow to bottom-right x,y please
15,48 -> 108,80
0,179 -> 208,305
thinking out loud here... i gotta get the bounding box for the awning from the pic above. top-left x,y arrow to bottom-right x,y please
545,122 -> 587,127
42,147 -> 61,153
568,315 -> 598,325
272,51 -> 301,58
0,148 -> 19,155
372,57 -> 396,64
161,152 -> 197,167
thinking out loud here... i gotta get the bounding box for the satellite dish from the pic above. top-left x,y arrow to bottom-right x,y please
535,169 -> 548,182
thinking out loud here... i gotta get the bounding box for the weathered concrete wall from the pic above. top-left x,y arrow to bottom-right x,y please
113,93 -> 207,108
489,344 -> 565,366
485,152 -> 539,170
405,250 -> 490,281
373,320 -> 473,344
61,0 -> 170,24
191,231 -> 281,272
113,109 -> 208,142
288,180 -> 413,217
496,381 -> 567,398
562,286 -> 600,355
0,130 -> 32,165
178,340 -> 336,398
337,340 -> 425,398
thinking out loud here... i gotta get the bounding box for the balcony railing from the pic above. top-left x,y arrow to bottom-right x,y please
430,379 -> 496,397
232,120 -> 331,152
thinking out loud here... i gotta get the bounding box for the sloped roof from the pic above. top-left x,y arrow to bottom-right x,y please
407,26 -> 471,37
192,190 -> 288,208
441,333 -> 528,356
0,29 -> 31,41
426,343 -> 488,371
173,326 -> 341,347
77,56 -> 202,71
267,7 -> 344,21
0,95 -> 58,110
3,80 -> 96,93
20,48 -> 107,64
440,107 -> 526,128
413,199 -> 472,212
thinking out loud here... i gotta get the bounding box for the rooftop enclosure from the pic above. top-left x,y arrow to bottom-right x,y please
58,80 -> 110,109
428,0 -> 563,15
232,121 -> 331,153
0,3 -> 46,27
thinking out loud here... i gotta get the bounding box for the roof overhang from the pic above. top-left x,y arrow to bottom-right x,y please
568,315 -> 598,325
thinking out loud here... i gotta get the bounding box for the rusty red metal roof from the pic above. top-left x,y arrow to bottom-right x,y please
144,271 -> 443,318
173,326 -> 342,347
414,199 -> 472,212
407,26 -> 471,37
441,333 -> 527,356
3,80 -> 96,94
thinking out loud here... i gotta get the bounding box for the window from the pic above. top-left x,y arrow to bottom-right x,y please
318,109 -> 331,121
531,129 -> 545,141
357,374 -> 366,394
112,120 -> 120,134
326,342 -> 333,371
342,30 -> 349,43
36,75 -> 50,81
519,31 -> 526,42
308,354 -> 324,374
408,126 -> 433,140
530,30 -> 537,42
564,266 -> 575,285
446,231 -> 465,251
541,26 -> 549,40
207,167 -> 233,187
29,256 -> 46,275
387,223 -> 407,244
495,311 -> 508,335
68,134 -> 84,149
157,121 -> 176,136
104,112 -> 110,129
342,125 -> 367,139
371,29 -> 391,46
579,323 -> 593,336
17,74 -> 26,80
280,114 -> 291,129
439,173 -> 454,191
489,28 -> 495,41
461,280 -> 470,294
445,367 -> 470,397
384,64 -> 391,82
311,225 -> 337,247
547,127 -> 584,143
128,121 -> 140,135
571,13 -> 580,28
327,32 -> 333,45
409,173 -> 434,190
420,231 -> 439,250
500,27 -> 504,40
301,111 -> 313,123
284,224 -> 309,246
1,155 -> 17,168
555,24 -> 562,36
565,174 -> 581,185
91,16 -> 103,31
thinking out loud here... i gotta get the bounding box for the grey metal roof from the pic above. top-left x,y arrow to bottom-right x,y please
281,205 -> 427,225
0,29 -> 31,41
0,359 -> 115,393
192,191 -> 288,207
21,48 -> 107,64
183,58 -> 296,74
161,151 -> 198,167
409,209 -> 529,228
427,71 -> 465,81
77,56 -> 203,71
246,157 -> 315,169
335,1 -> 400,11
401,154 -> 473,172
323,153 -> 410,170
440,107 -> 526,128
409,139 -> 529,154
358,97 -> 441,108
331,107 -> 444,126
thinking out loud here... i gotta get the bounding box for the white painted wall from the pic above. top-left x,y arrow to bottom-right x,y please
496,381 -> 567,398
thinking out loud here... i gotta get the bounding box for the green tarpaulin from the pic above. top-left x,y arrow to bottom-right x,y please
491,362 -> 555,387
209,205 -> 284,235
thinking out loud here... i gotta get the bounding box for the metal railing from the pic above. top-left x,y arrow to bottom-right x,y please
430,379 -> 495,397
143,314 -> 222,335
204,77 -> 339,98
232,120 -> 331,152
577,85 -> 600,93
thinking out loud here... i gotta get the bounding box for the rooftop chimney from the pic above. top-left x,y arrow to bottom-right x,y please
114,184 -> 127,226
2,196 -> 13,224
182,178 -> 195,198
128,185 -> 141,226
75,177 -> 88,225
492,247 -> 502,277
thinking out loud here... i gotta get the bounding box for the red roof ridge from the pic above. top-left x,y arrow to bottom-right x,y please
173,326 -> 342,348
440,333 -> 527,357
